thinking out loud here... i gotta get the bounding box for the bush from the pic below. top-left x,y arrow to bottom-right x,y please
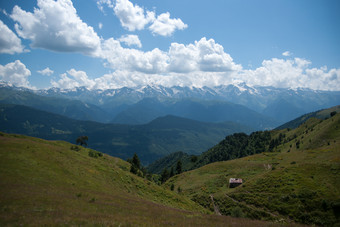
230,206 -> 244,218
70,145 -> 81,151
88,150 -> 103,158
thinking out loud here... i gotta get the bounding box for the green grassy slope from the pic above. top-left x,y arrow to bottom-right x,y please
276,105 -> 340,130
0,133 -> 285,226
167,113 -> 340,226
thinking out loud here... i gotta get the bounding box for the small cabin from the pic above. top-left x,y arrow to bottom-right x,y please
229,178 -> 243,188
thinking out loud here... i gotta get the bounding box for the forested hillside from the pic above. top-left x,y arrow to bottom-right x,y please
0,104 -> 252,164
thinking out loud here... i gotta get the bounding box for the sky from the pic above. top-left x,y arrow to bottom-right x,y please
0,0 -> 339,91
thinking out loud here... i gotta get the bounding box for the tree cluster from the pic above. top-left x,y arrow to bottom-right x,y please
194,131 -> 271,168
160,160 -> 182,184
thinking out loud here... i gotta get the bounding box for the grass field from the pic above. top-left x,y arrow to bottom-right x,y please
167,114 -> 340,226
0,132 -> 299,226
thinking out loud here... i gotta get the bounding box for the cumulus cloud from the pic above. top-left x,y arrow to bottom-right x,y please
49,54 -> 340,91
0,20 -> 26,54
149,12 -> 187,36
51,69 -> 96,89
100,38 -> 169,73
37,67 -> 54,76
10,0 -> 101,55
113,0 -> 155,31
0,60 -> 32,87
239,57 -> 340,91
118,34 -> 142,48
282,51 -> 292,57
168,37 -> 241,73
98,0 -> 187,36
99,37 -> 240,75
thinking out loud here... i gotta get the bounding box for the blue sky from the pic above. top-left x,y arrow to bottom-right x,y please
0,0 -> 339,90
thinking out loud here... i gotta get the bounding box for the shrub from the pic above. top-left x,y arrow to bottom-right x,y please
330,111 -> 337,117
88,150 -> 103,158
70,145 -> 81,151
230,206 -> 244,218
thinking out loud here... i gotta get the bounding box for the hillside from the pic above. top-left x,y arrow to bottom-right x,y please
148,131 -> 272,174
0,104 -> 252,164
0,132 -> 291,226
276,105 -> 340,130
166,112 -> 340,226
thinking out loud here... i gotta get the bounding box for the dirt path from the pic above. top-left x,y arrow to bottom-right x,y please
210,195 -> 221,215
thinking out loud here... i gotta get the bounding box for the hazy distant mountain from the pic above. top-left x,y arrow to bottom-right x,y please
112,98 -> 278,130
37,83 -> 340,123
0,104 -> 253,164
0,85 -> 111,123
2,81 -> 339,126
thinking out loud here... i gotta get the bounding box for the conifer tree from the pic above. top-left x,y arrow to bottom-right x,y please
176,160 -> 182,174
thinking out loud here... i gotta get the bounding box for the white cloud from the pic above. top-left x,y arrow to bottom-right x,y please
0,20 -> 26,54
98,22 -> 103,30
99,0 -> 187,36
282,51 -> 292,57
239,57 -> 340,91
118,34 -> 142,48
168,37 -> 241,73
97,0 -> 114,13
113,0 -> 155,31
51,69 -> 96,89
37,67 -> 54,76
149,12 -> 187,36
49,54 -> 340,91
10,0 -> 101,55
99,37 -> 240,75
100,38 -> 169,74
0,60 -> 32,88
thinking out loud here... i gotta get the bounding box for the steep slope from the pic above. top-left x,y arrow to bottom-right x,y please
148,131 -> 272,174
167,113 -> 340,226
147,151 -> 192,174
1,132 -> 273,226
0,104 -> 252,164
276,105 -> 340,129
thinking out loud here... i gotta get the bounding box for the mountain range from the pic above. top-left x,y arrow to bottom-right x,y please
1,81 -> 339,129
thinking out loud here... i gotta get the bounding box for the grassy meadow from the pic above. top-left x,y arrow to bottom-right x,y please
167,114 -> 340,226
0,132 -> 297,226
